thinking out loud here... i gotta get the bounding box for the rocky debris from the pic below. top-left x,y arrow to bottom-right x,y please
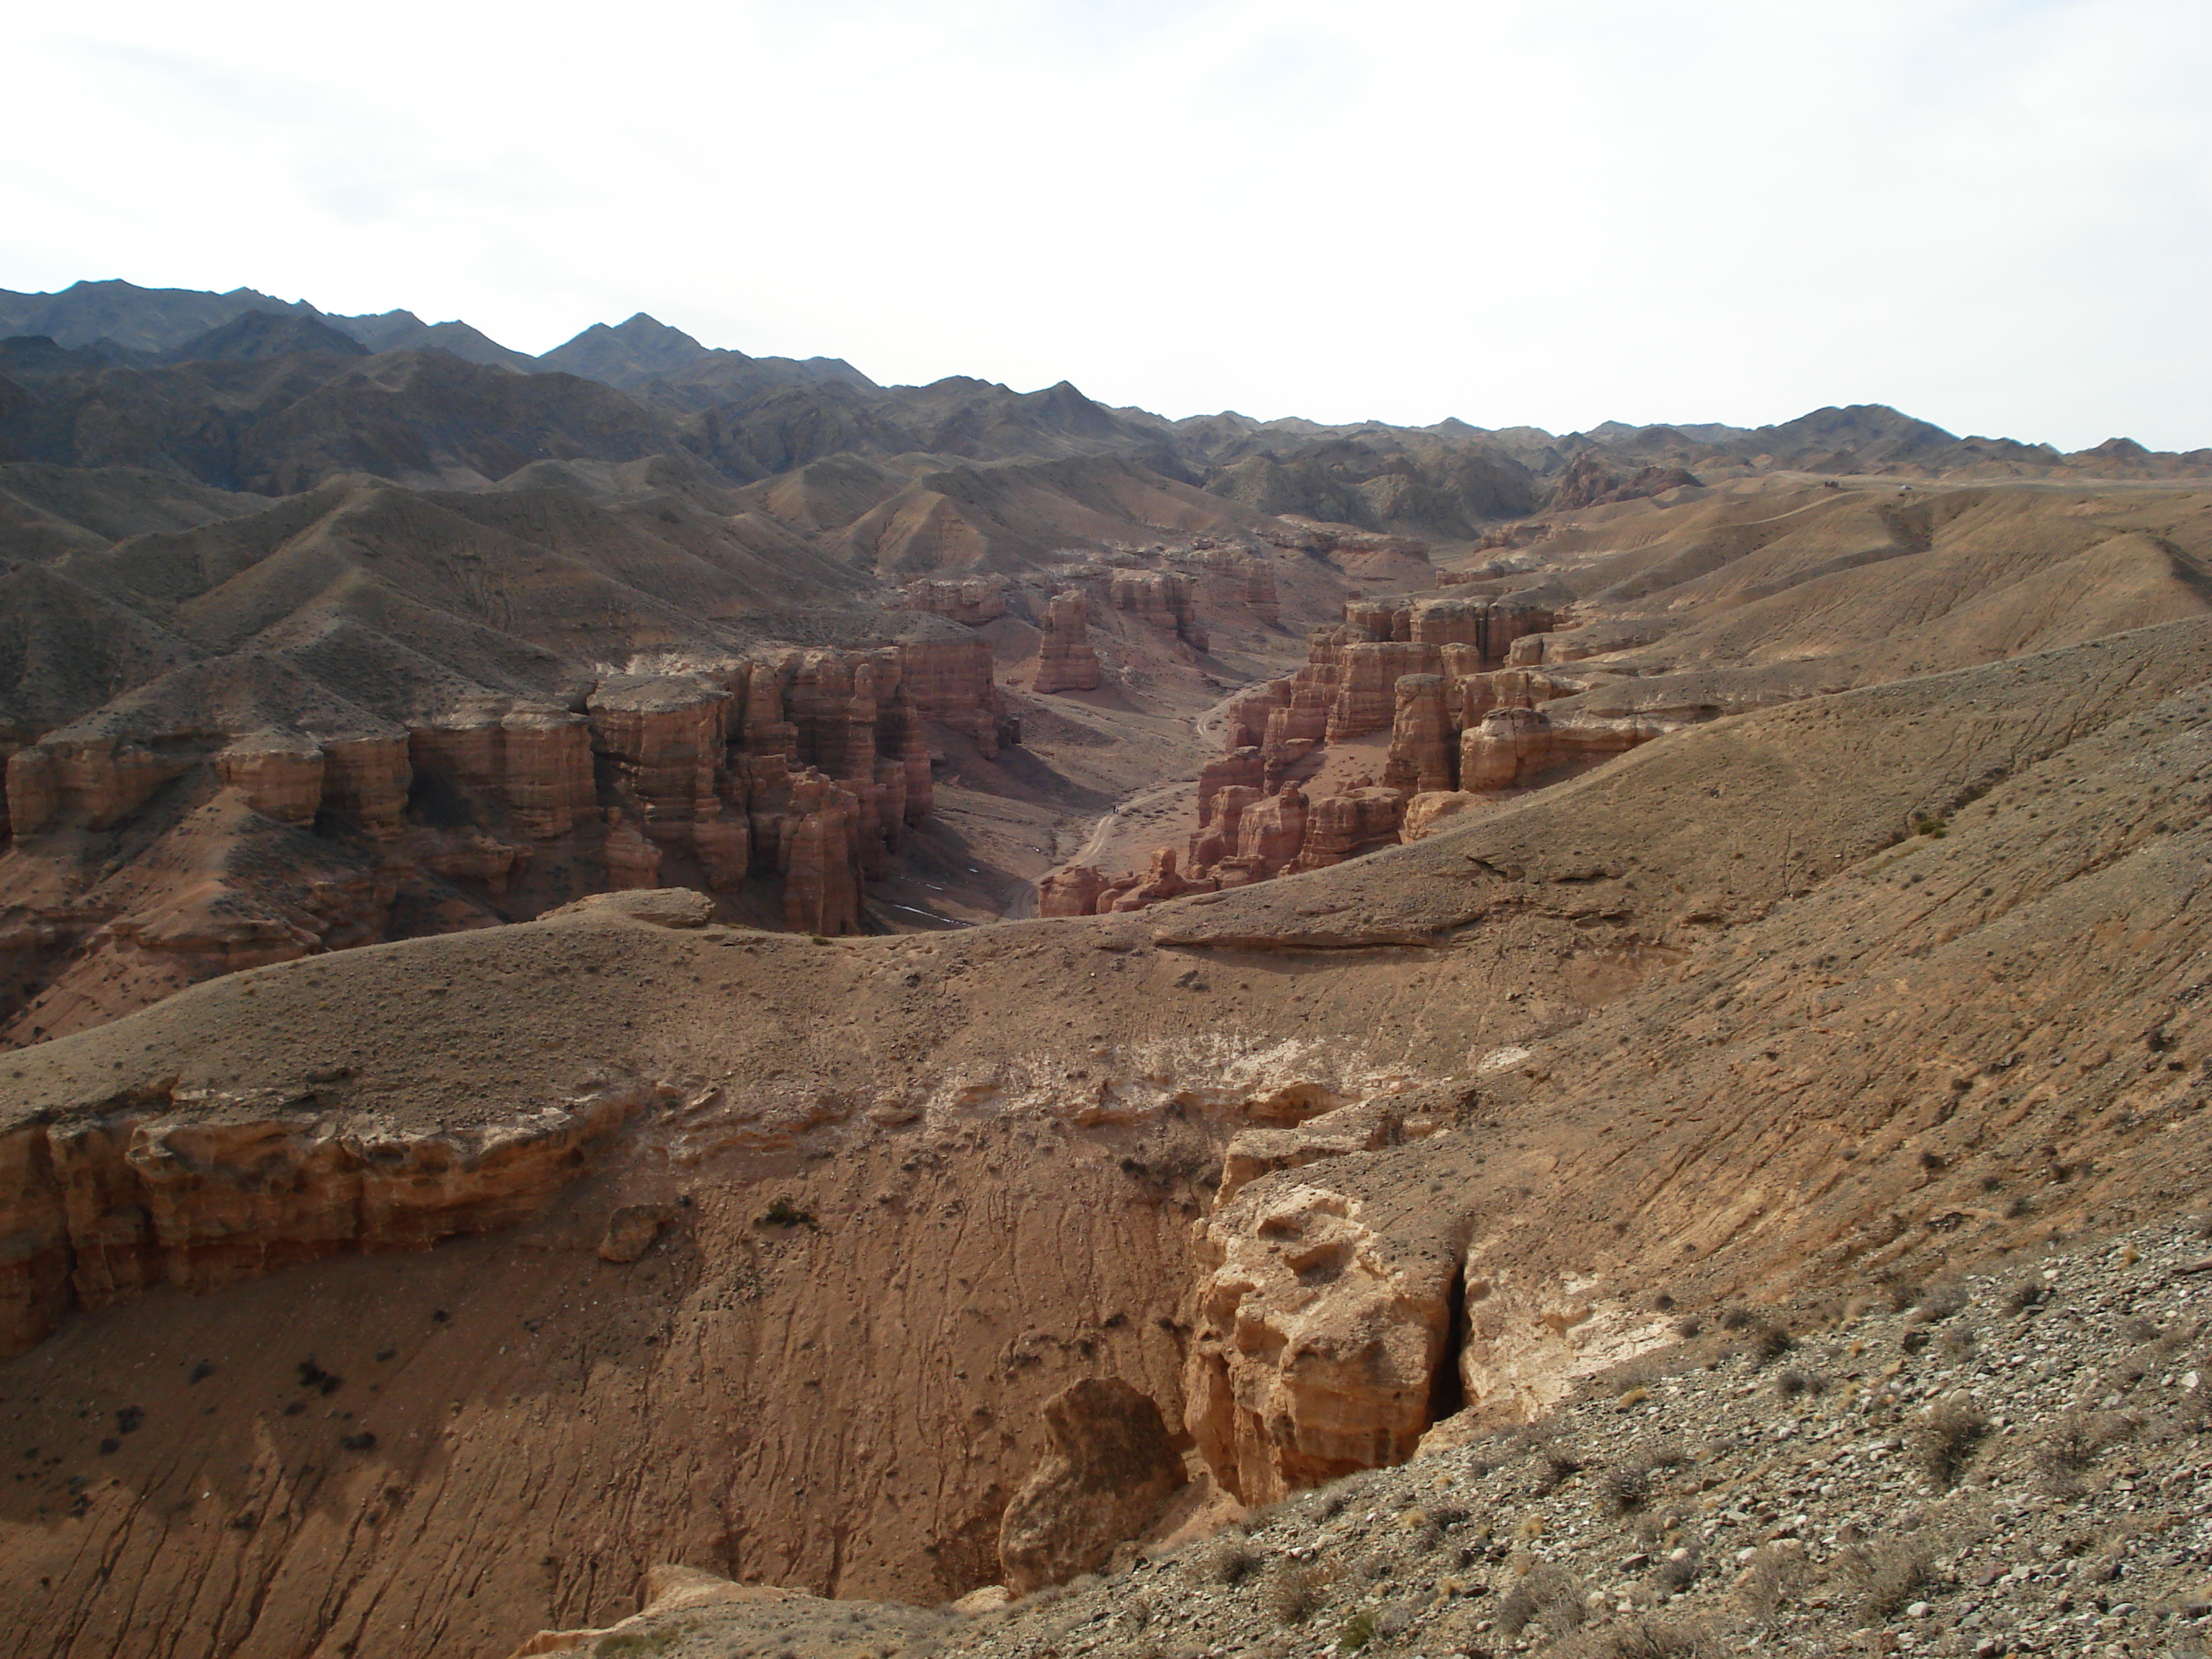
608,1215 -> 2210,1659
597,1202 -> 677,1263
997,1377 -> 1188,1593
1031,591 -> 1101,694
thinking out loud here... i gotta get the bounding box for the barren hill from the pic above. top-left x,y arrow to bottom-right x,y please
6,274 -> 2212,1659
2,614 -> 2208,1658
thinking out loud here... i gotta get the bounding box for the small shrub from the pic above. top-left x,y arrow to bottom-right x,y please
1738,1543 -> 1803,1625
757,1197 -> 818,1231
1911,1282 -> 1969,1323
2005,1279 -> 2048,1313
1747,1323 -> 1794,1364
1601,1464 -> 1651,1514
1653,1553 -> 1698,1594
1339,1608 -> 1377,1652
1673,1316 -> 1703,1339
1775,1369 -> 1811,1401
2120,1313 -> 2162,1344
1842,1541 -> 1929,1624
2035,1413 -> 2096,1491
1268,1561 -> 1336,1626
594,1630 -> 679,1658
1717,1308 -> 1755,1332
1497,1561 -> 1586,1639
1599,1617 -> 1713,1659
1209,1535 -> 1262,1586
1914,1394 -> 1987,1488
1533,1444 -> 1585,1494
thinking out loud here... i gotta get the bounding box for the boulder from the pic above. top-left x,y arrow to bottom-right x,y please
997,1377 -> 1186,1593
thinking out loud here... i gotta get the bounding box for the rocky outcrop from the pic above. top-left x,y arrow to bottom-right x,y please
1549,452 -> 1700,511
1326,642 -> 1442,740
1109,570 -> 1206,650
1036,863 -> 1109,918
997,1378 -> 1187,1593
1381,674 -> 1452,796
1290,786 -> 1405,871
0,1076 -> 647,1357
1184,1180 -> 1456,1506
1032,591 -> 1101,694
892,577 -> 1008,626
1401,790 -> 1483,840
1197,748 -> 1265,826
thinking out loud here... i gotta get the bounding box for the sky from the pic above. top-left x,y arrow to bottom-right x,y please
4,0 -> 2209,450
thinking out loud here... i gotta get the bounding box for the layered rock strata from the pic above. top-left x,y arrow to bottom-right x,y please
0,1076 -> 647,1357
1031,591 -> 1102,694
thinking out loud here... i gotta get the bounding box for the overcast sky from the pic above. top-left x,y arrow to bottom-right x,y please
4,0 -> 2208,449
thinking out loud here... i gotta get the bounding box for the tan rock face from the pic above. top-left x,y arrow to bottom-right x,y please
1382,673 -> 1453,796
1401,790 -> 1483,840
997,1377 -> 1187,1593
0,1076 -> 646,1357
1184,1180 -> 1455,1506
1036,864 -> 1108,918
1033,591 -> 1102,694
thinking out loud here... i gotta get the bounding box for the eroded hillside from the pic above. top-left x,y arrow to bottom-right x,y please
3,615 -> 2210,1658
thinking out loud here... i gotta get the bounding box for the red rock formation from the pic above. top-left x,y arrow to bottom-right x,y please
1235,781 -> 1308,874
1108,570 -> 1205,649
1107,848 -> 1205,912
1226,681 -> 1290,748
1326,642 -> 1442,741
896,636 -> 1008,757
1292,786 -> 1405,871
500,709 -> 595,840
320,733 -> 411,840
601,811 -> 663,889
1197,748 -> 1265,826
1036,864 -> 1108,918
1381,674 -> 1454,796
588,674 -> 733,842
1032,591 -> 1101,694
892,577 -> 1008,626
213,730 -> 325,824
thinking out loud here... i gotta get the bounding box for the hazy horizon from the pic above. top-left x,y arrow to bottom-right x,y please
6,0 -> 2208,450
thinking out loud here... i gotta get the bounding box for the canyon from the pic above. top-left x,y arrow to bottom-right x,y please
3,279 -> 2212,1659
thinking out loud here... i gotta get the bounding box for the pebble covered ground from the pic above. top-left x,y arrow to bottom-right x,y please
620,1212 -> 2212,1659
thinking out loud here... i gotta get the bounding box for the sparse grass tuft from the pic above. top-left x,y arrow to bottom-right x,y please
1841,1541 -> 1929,1624
1913,1393 -> 1987,1488
1532,1444 -> 1586,1494
1600,1462 -> 1651,1515
1208,1535 -> 1262,1586
1265,1558 -> 1336,1627
1498,1560 -> 1587,1640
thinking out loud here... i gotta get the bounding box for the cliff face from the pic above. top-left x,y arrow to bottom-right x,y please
1,1075 -> 647,1357
0,637 -> 1010,1045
